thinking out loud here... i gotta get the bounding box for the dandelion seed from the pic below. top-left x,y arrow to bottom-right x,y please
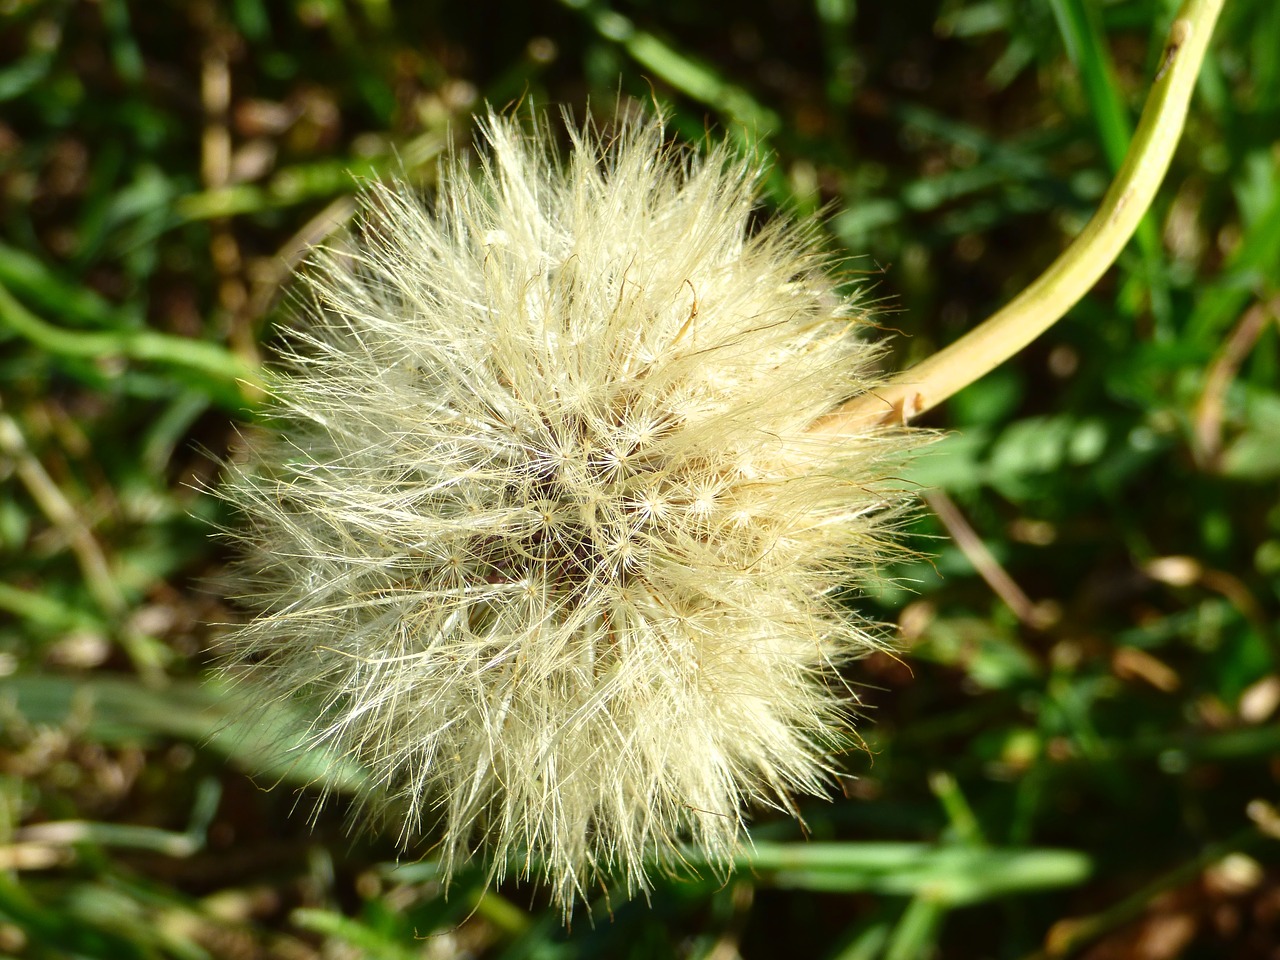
219,108 -> 919,913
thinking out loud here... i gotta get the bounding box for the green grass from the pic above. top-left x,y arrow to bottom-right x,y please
2,0 -> 1279,957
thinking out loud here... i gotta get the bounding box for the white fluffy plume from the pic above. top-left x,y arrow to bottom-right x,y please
219,109 -> 916,911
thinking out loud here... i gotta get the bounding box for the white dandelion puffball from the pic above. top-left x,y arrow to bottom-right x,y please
221,109 -> 915,910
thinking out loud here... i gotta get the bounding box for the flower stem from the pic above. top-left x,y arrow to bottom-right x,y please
822,0 -> 1226,432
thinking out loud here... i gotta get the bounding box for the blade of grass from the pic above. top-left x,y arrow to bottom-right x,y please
1026,825 -> 1275,959
730,841 -> 1091,906
0,873 -> 149,960
173,132 -> 445,223
15,779 -> 220,858
828,919 -> 892,960
0,243 -> 144,330
0,582 -> 102,634
885,895 -> 947,960
291,909 -> 422,960
1188,183 -> 1280,340
928,771 -> 986,846
0,408 -> 172,681
559,0 -> 780,138
0,282 -> 261,410
6,674 -> 370,794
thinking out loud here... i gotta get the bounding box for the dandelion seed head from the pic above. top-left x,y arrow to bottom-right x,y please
220,108 -> 917,912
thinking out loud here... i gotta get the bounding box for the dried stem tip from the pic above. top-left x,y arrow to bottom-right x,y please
220,110 -> 916,911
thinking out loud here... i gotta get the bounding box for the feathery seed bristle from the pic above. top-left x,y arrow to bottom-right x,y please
218,109 -> 918,912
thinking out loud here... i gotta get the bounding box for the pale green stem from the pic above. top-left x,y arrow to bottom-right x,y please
823,0 -> 1225,432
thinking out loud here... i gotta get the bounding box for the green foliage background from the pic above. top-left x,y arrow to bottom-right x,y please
2,0 -> 1279,956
